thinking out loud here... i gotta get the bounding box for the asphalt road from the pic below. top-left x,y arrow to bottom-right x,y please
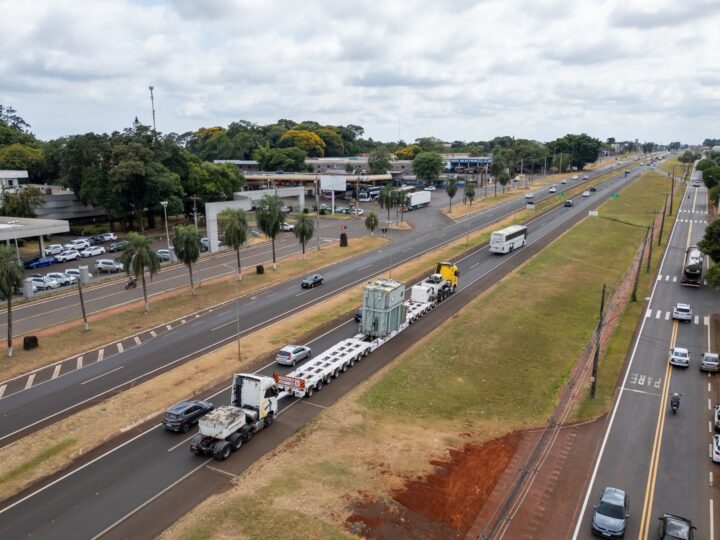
0,160 -> 639,448
574,173 -> 718,539
0,162 -> 646,539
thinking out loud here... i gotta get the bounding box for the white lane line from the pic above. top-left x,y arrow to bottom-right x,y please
470,262 -> 479,269
710,383 -> 713,392
97,349 -> 104,362
302,400 -> 328,409
656,310 -> 661,319
296,289 -> 313,296
706,316 -> 712,326
166,324 -> 172,331
167,434 -> 195,453
0,385 -> 6,399
117,342 -> 124,354
710,473 -> 714,486
81,366 -> 124,385
645,309 -> 651,318
52,365 -> 61,379
665,275 -> 670,281
711,499 -> 715,540
622,387 -> 661,397
150,330 -> 157,338
672,276 -> 677,282
211,321 -> 234,332
695,315 -> 700,325
206,465 -> 237,479
24,374 -> 35,390
665,312 -> 670,321
657,275 -> 662,281
710,398 -> 713,410
134,336 -> 141,346
355,264 -> 372,272
77,356 -> 83,369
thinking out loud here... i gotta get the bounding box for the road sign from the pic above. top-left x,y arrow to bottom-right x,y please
589,210 -> 599,217
611,193 -> 620,198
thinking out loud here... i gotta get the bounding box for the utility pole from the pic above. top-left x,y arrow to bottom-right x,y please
590,284 -> 606,399
315,179 -> 321,251
78,276 -> 89,331
658,194 -> 668,246
148,86 -> 157,132
669,170 -> 675,216
632,229 -> 650,302
647,223 -> 654,272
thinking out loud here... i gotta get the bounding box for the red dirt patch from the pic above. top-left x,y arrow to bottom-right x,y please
345,431 -> 522,539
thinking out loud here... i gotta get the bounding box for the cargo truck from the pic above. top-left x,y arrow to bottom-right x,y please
405,190 -> 431,211
680,245 -> 703,287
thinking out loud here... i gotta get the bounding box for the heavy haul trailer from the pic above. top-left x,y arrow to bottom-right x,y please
680,245 -> 703,287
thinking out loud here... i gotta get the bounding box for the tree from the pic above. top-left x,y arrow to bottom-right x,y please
699,219 -> 720,263
316,127 -> 345,157
697,159 -> 717,172
293,214 -> 315,259
547,133 -> 603,170
395,190 -> 409,223
365,211 -> 378,236
186,161 -> 243,202
0,245 -> 24,357
256,193 -> 283,269
709,184 -> 720,208
368,148 -> 391,174
0,143 -> 43,173
703,166 -> 720,189
395,145 -> 421,160
378,184 -> 395,222
253,146 -> 306,172
1,186 -> 44,218
668,141 -> 681,151
219,207 -> 248,280
464,182 -> 476,206
278,129 -> 326,157
172,225 -> 201,295
446,178 -> 458,212
120,232 -> 161,313
412,151 -> 443,184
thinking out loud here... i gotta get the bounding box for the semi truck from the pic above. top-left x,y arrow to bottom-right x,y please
680,245 -> 703,287
405,191 -> 431,211
193,262 -> 459,460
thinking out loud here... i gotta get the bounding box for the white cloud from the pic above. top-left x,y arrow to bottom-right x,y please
0,0 -> 718,144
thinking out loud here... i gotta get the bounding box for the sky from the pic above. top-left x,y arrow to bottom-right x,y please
1,0 -> 719,145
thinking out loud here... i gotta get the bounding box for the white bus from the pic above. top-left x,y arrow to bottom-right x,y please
489,225 -> 528,254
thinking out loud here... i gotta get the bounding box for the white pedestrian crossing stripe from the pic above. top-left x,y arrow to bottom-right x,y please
656,310 -> 661,319
705,316 -> 710,326
672,276 -> 677,282
646,308 -> 652,318
665,312 -> 670,320
695,315 -> 700,325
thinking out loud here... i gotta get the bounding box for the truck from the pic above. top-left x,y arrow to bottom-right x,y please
190,374 -> 279,460
680,245 -> 703,287
405,190 -> 431,211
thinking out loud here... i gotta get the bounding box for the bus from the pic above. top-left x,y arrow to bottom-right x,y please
489,225 -> 528,254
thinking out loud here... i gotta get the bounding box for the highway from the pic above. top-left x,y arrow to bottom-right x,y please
0,163 -> 646,539
574,172 -> 718,538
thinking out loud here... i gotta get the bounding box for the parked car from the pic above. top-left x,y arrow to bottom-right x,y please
80,246 -> 106,258
45,272 -> 72,286
713,435 -> 720,463
672,302 -> 692,322
95,259 -> 123,273
62,272 -> 78,285
301,274 -> 324,288
280,205 -> 292,213
582,190 -> 591,197
64,239 -> 90,250
424,185 -> 437,191
564,199 -> 574,207
669,346 -> 690,367
107,240 -> 127,253
658,513 -> 695,539
56,249 -> 81,263
275,345 -> 312,367
280,222 -> 295,232
100,232 -> 117,242
89,235 -> 106,245
162,400 -> 214,433
30,276 -> 60,291
700,352 -> 720,372
65,268 -> 92,280
590,486 -> 629,538
43,244 -> 64,256
24,256 -> 56,269
156,249 -> 171,262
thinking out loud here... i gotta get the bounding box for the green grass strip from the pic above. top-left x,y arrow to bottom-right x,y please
0,438 -> 77,485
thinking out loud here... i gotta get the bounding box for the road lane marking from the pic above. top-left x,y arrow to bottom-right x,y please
81,366 -> 124,385
695,315 -> 700,325
134,336 -> 141,346
206,465 -> 237,479
665,275 -> 669,281
296,289 -> 313,296
25,374 -> 35,390
77,356 -> 83,369
711,499 -> 715,540
710,383 -> 713,392
645,308 -> 652,318
302,400 -> 327,409
97,349 -> 104,362
623,387 -> 661,397
672,276 -> 677,282
167,434 -> 195,452
656,310 -> 661,319
0,385 -> 5,399
117,342 -> 124,354
709,318 -> 712,351
657,274 -> 662,281
665,312 -> 670,321
166,324 -> 172,330
710,398 -> 713,410
52,365 -> 61,379
150,330 -> 157,338
211,321 -> 234,332
470,262 -> 479,269
355,264 -> 372,272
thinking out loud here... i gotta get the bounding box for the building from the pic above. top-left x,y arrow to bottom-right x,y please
0,169 -> 28,191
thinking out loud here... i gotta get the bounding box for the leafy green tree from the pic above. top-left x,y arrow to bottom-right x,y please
120,232 -> 161,313
697,159 -> 718,172
1,186 -> 44,217
678,150 -> 700,164
368,149 -> 391,174
446,178 -> 458,212
293,214 -> 315,259
395,145 -> 421,160
709,185 -> 720,208
707,265 -> 720,289
365,211 -> 378,236
316,127 -> 345,157
379,184 -> 395,222
256,193 -> 283,269
703,166 -> 720,189
172,224 -> 201,295
699,219 -> 720,263
253,146 -> 307,172
0,143 -> 43,173
219,208 -> 248,280
0,244 -> 24,357
464,182 -> 476,206
187,161 -> 243,202
548,134 -> 602,170
668,142 -> 681,151
395,190 -> 409,223
278,129 -> 326,157
412,152 -> 443,183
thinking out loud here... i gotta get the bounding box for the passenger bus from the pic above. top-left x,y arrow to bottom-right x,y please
489,225 -> 528,254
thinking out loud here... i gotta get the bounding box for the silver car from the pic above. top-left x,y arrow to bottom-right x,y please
672,303 -> 692,322
701,352 -> 720,372
669,346 -> 690,367
275,345 -> 312,367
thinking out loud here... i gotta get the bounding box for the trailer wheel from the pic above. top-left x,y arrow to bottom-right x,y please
363,348 -> 370,357
214,441 -> 231,461
265,412 -> 275,427
306,386 -> 314,397
349,358 -> 356,367
341,363 -> 348,372
356,354 -> 362,362
244,429 -> 254,442
333,369 -> 340,378
229,433 -> 243,451
316,380 -> 323,391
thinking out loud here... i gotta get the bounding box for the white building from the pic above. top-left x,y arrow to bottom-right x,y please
0,169 -> 28,191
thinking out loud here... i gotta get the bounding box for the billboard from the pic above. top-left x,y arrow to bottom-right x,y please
320,175 -> 347,191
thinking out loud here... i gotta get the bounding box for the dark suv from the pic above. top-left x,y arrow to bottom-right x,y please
163,400 -> 214,433
301,274 -> 324,288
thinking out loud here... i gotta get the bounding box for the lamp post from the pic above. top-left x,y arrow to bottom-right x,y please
160,201 -> 170,254
148,86 -> 156,132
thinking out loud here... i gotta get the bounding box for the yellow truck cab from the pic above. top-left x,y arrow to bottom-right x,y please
435,261 -> 459,290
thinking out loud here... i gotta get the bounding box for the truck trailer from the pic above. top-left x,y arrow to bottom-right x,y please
680,245 -> 703,287
405,190 -> 431,211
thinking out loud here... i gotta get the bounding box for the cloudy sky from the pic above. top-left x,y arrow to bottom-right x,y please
1,0 -> 719,145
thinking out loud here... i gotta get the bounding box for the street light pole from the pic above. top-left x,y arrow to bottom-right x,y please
160,201 -> 170,253
315,179 -> 321,251
148,86 -> 156,132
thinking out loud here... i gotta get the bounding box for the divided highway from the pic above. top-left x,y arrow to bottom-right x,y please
575,173 -> 718,538
0,163 -> 646,539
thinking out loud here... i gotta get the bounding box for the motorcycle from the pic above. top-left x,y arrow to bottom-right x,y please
670,393 -> 681,414
125,277 -> 137,290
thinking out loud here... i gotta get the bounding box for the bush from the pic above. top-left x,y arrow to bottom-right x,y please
710,184 -> 720,207
319,208 -> 327,215
68,226 -> 84,236
697,159 -> 717,172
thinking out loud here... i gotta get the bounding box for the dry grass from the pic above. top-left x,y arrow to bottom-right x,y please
0,237 -> 384,382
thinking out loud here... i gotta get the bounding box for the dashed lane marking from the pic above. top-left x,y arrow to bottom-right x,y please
25,374 -> 35,390
657,274 -> 662,281
656,310 -> 661,319
705,316 -> 710,326
646,308 -> 652,318
0,385 -> 5,399
695,316 -> 700,325
166,325 -> 172,331
97,349 -> 104,362
665,275 -> 670,281
52,365 -> 61,379
77,356 -> 83,370
206,466 -> 237,480
665,312 -> 670,321
150,330 -> 157,338
672,276 -> 677,282
134,336 -> 141,346
117,342 -> 124,354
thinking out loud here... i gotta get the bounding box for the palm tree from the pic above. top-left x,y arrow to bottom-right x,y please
365,211 -> 378,236
256,193 -> 283,269
120,232 -> 160,313
396,191 -> 409,223
446,178 -> 458,212
379,184 -> 395,223
464,182 -> 476,206
293,214 -> 315,259
172,224 -> 200,295
0,245 -> 24,357
219,208 -> 248,280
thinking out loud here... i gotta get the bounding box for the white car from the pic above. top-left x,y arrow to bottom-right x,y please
560,179 -> 568,184
669,346 -> 690,367
713,434 -> 720,463
582,190 -> 591,197
64,239 -> 90,250
572,175 -> 579,180
548,186 -> 557,193
280,222 -> 295,232
65,268 -> 92,280
672,302 -> 692,322
583,175 -> 590,180
95,259 -> 123,273
56,249 -> 81,262
45,272 -> 73,286
81,246 -> 106,258
30,276 -> 60,291
100,232 -> 117,242
424,185 -> 437,191
43,244 -> 64,256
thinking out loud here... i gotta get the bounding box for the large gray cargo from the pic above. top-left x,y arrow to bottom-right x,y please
360,279 -> 406,338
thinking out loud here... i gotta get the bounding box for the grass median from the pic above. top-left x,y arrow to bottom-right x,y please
159,170 -> 671,539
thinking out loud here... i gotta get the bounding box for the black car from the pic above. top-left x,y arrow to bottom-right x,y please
163,400 -> 214,433
591,486 -> 629,537
590,186 -> 597,192
301,274 -> 324,288
107,240 -> 127,253
564,199 -> 574,207
658,514 -> 695,540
